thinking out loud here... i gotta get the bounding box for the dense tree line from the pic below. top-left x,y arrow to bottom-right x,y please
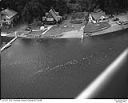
1,0 -> 128,23
98,0 -> 128,15
77,0 -> 128,14
77,0 -> 98,12
1,0 -> 68,23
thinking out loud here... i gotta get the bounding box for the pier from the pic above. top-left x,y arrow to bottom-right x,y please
1,36 -> 18,52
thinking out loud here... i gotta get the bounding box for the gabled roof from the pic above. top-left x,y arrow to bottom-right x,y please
45,12 -> 53,18
49,9 -> 59,22
45,9 -> 61,22
91,11 -> 106,20
45,9 -> 58,18
1,8 -> 17,19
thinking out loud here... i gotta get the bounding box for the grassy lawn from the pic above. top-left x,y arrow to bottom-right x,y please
44,13 -> 85,37
84,22 -> 111,33
1,23 -> 28,33
71,12 -> 85,20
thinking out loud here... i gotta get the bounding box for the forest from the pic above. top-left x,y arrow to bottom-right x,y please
1,0 -> 128,23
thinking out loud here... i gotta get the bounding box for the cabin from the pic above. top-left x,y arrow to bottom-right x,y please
91,11 -> 108,22
84,11 -> 108,24
42,9 -> 62,24
0,8 -> 18,28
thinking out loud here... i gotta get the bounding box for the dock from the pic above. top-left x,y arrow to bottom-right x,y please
42,25 -> 53,35
1,36 -> 18,52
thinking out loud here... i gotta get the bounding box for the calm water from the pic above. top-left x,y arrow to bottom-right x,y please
1,29 -> 128,98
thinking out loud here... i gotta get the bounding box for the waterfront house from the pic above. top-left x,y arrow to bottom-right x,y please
0,8 -> 18,28
42,8 -> 62,24
91,11 -> 108,22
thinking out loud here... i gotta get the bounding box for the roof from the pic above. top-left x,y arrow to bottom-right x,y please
91,11 -> 106,20
49,9 -> 59,22
45,12 -> 53,18
45,9 -> 62,22
1,9 -> 17,19
45,9 -> 59,18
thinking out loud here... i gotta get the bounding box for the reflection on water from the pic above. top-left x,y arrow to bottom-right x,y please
1,29 -> 128,98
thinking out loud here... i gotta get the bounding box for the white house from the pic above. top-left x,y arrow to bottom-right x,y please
0,8 -> 18,28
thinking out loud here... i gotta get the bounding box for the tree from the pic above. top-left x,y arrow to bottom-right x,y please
78,0 -> 98,12
78,0 -> 98,24
55,0 -> 68,15
21,0 -> 47,23
69,0 -> 77,3
98,0 -> 128,15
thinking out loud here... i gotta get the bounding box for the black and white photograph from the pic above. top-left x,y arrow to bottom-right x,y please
1,0 -> 128,100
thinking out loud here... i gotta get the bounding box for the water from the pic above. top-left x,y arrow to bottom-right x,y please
1,29 -> 128,98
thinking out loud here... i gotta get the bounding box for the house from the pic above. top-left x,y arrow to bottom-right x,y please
42,9 -> 62,24
0,8 -> 18,28
91,11 -> 108,22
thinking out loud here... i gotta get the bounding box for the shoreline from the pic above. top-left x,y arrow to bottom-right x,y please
2,27 -> 128,39
2,22 -> 128,39
1,12 -> 128,39
1,22 -> 128,51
